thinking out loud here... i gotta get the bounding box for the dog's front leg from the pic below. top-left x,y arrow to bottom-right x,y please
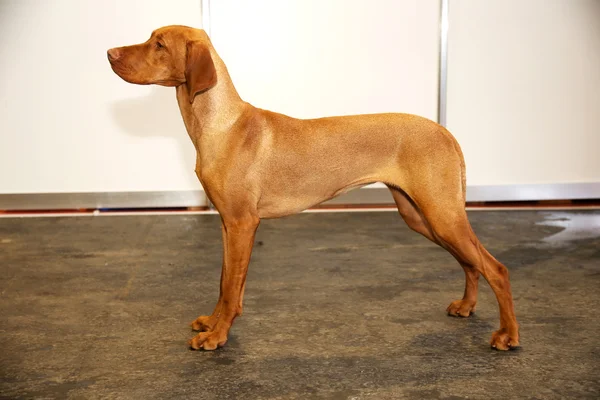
189,215 -> 259,350
190,222 -> 227,332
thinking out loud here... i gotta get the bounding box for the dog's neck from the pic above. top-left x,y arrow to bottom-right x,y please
175,45 -> 249,151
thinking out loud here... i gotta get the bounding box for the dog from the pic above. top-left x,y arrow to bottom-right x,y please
107,25 -> 519,351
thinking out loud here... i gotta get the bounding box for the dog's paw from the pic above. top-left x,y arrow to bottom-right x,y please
188,330 -> 228,351
191,315 -> 217,332
446,299 -> 476,317
490,328 -> 519,351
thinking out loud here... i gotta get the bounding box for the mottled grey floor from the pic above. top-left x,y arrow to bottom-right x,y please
1,211 -> 599,399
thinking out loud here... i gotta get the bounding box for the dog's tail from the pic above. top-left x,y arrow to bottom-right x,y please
455,141 -> 467,203
443,126 -> 467,203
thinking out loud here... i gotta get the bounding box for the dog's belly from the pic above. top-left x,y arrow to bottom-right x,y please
256,175 -> 378,218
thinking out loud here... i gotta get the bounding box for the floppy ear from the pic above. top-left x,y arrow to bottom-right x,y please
185,41 -> 217,103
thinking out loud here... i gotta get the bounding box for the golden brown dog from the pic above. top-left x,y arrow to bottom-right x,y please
107,25 -> 519,351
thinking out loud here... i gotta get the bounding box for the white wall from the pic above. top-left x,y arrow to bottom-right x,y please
3,0 -> 597,201
209,0 -> 440,120
447,0 -> 600,186
0,0 -> 202,194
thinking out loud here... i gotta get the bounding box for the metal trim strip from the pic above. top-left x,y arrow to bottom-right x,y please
1,183 -> 598,210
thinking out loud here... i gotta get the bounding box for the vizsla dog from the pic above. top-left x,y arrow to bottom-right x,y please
107,25 -> 519,351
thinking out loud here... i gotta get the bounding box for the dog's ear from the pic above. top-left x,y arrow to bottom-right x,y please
185,41 -> 217,103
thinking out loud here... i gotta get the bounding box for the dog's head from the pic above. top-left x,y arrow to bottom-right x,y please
107,25 -> 217,102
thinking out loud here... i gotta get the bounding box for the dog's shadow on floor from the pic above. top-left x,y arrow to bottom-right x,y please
109,87 -> 198,187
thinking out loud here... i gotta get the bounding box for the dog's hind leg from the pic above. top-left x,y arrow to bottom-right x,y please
387,186 -> 479,318
393,177 -> 519,349
426,204 -> 518,349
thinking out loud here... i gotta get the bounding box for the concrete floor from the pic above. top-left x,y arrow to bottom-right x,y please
1,210 -> 599,399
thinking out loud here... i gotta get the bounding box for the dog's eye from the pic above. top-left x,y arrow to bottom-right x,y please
156,42 -> 164,49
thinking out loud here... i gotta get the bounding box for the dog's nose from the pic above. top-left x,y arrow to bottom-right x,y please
107,48 -> 121,61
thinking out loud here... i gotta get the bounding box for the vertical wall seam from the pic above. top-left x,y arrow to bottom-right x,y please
438,0 -> 449,127
201,0 -> 211,36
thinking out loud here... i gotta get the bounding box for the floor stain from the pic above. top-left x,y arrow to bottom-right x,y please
538,212 -> 600,244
